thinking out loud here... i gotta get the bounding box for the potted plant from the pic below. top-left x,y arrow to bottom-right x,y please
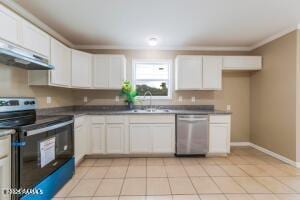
120,80 -> 138,110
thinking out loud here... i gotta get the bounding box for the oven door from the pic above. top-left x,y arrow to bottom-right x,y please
17,120 -> 74,189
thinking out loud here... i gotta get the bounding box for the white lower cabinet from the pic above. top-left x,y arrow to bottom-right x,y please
106,124 -> 125,154
90,124 -> 106,154
129,124 -> 152,153
74,125 -> 84,165
0,135 -> 11,200
152,125 -> 174,153
74,116 -> 89,165
75,114 -> 230,157
129,115 -> 175,154
0,156 -> 10,200
209,115 -> 231,154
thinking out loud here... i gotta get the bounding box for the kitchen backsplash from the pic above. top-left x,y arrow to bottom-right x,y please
0,63 -> 74,108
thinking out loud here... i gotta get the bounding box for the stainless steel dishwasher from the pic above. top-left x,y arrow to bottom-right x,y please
176,115 -> 209,156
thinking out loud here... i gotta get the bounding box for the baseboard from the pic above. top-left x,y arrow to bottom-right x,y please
230,142 -> 251,147
230,142 -> 299,168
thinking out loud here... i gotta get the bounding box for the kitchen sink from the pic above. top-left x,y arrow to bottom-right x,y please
131,109 -> 171,113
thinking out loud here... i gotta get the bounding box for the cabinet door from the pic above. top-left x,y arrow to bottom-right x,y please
50,38 -> 71,86
175,55 -> 202,90
93,55 -> 109,88
22,20 -> 50,58
74,125 -> 85,165
106,124 -> 124,153
222,56 -> 262,70
152,124 -> 175,153
91,124 -> 106,154
0,156 -> 10,200
202,56 -> 222,90
71,49 -> 92,88
129,124 -> 152,153
0,4 -> 22,45
109,55 -> 126,89
209,123 -> 229,153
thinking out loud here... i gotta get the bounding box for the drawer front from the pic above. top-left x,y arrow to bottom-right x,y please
129,115 -> 175,124
90,116 -> 105,124
209,115 -> 231,124
74,116 -> 85,128
0,136 -> 10,158
106,116 -> 125,124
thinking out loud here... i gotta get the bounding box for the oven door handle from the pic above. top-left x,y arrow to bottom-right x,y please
25,120 -> 74,136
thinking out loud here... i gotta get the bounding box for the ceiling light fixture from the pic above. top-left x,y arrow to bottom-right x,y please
148,37 -> 158,46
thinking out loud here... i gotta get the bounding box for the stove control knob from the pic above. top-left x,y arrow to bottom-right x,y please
0,101 -> 6,106
24,101 -> 30,105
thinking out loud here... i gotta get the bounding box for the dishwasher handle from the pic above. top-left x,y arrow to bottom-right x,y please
178,118 -> 208,122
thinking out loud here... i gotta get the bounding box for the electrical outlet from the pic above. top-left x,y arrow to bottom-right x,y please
178,96 -> 183,102
226,104 -> 231,111
191,96 -> 196,102
115,96 -> 120,102
83,96 -> 88,103
46,96 -> 52,104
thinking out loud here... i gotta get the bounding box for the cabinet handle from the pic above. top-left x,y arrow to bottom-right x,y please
178,118 -> 207,122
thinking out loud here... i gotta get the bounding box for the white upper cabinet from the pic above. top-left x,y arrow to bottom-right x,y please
222,56 -> 262,70
22,20 -> 50,58
109,55 -> 126,89
0,4 -> 22,45
71,49 -> 92,88
93,55 -> 110,88
92,54 -> 126,89
0,4 -> 50,57
175,55 -> 203,90
50,38 -> 71,87
202,56 -> 222,90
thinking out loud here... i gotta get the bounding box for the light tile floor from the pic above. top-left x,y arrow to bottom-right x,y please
54,147 -> 300,200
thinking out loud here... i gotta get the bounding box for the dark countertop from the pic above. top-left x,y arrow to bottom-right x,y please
50,109 -> 231,118
37,105 -> 231,118
0,129 -> 15,137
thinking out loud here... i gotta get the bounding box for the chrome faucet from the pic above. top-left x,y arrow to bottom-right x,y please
143,91 -> 154,111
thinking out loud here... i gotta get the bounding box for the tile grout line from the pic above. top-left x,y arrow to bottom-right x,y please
273,176 -> 300,193
91,161 -> 111,197
66,165 -> 91,198
181,160 -> 203,199
145,159 -> 148,197
118,159 -> 129,198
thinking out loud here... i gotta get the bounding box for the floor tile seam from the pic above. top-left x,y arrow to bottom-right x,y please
119,164 -> 130,196
253,176 -> 298,194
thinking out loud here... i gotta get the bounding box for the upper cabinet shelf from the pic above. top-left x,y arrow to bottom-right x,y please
222,56 -> 262,70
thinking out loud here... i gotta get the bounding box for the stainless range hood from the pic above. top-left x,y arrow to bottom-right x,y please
0,40 -> 54,70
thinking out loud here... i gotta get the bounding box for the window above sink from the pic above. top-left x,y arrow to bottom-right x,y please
132,59 -> 172,99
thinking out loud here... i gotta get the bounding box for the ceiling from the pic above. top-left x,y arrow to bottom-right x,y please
12,0 -> 300,50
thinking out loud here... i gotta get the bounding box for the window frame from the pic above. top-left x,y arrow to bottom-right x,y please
132,59 -> 172,99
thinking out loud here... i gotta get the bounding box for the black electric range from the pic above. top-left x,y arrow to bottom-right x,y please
0,97 -> 74,199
